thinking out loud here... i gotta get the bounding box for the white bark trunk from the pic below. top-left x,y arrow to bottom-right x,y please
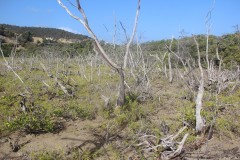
168,52 -> 173,83
123,0 -> 140,68
194,37 -> 205,133
195,79 -> 205,132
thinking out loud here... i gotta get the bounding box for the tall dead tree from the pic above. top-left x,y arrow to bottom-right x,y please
57,0 -> 141,106
205,0 -> 215,79
194,36 -> 205,133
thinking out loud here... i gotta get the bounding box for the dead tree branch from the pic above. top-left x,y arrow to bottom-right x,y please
40,62 -> 71,96
135,126 -> 188,159
57,0 -> 119,71
123,0 -> 141,68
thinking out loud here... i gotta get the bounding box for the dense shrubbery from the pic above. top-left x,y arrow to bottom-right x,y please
18,31 -> 33,45
1,44 -> 14,57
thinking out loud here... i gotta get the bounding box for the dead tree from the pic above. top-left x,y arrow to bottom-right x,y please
57,0 -> 141,106
194,36 -> 205,133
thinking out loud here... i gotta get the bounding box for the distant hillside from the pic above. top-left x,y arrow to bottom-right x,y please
0,24 -> 89,40
141,33 -> 240,65
0,24 -> 93,57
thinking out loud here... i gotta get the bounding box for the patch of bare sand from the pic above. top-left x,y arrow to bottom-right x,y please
0,117 -> 104,159
184,137 -> 240,160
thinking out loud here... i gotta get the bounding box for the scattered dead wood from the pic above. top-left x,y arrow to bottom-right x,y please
40,62 -> 72,96
161,127 -> 188,160
162,134 -> 189,159
135,126 -> 188,159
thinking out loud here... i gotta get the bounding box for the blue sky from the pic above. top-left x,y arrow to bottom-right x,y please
0,0 -> 240,42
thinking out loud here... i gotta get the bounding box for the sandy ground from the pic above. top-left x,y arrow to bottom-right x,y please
1,118 -> 240,160
0,118 -> 102,160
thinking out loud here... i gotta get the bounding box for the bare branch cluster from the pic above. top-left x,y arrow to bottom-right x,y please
134,126 -> 188,159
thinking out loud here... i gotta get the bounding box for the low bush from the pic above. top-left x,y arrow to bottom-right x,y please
4,106 -> 54,134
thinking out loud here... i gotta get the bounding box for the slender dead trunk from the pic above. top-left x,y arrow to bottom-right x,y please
168,52 -> 173,83
117,68 -> 126,106
123,0 -> 140,69
206,31 -> 210,73
194,36 -> 205,133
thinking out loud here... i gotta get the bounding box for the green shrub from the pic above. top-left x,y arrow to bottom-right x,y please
53,102 -> 96,120
4,106 -> 54,133
30,150 -> 64,160
215,116 -> 234,138
52,108 -> 64,117
1,44 -> 14,57
129,121 -> 141,133
114,113 -> 128,127
99,103 -> 114,119
73,104 -> 95,120
181,103 -> 196,128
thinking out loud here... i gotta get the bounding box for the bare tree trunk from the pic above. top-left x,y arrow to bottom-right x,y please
164,64 -> 168,78
117,67 -> 125,106
205,30 -> 210,73
57,0 -> 141,106
168,52 -> 173,83
194,36 -> 205,133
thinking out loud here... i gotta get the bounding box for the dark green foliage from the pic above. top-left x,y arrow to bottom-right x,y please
0,25 -> 5,36
53,102 -> 96,120
18,31 -> 33,45
219,33 -> 240,65
62,40 -> 93,56
0,24 -> 93,57
0,24 -> 89,40
0,25 -> 15,37
1,43 -> 14,57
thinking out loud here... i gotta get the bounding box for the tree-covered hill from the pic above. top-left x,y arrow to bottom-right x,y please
0,24 -> 89,40
141,33 -> 240,65
0,24 -> 93,57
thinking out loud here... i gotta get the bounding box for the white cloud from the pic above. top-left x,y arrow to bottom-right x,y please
58,27 -> 80,34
